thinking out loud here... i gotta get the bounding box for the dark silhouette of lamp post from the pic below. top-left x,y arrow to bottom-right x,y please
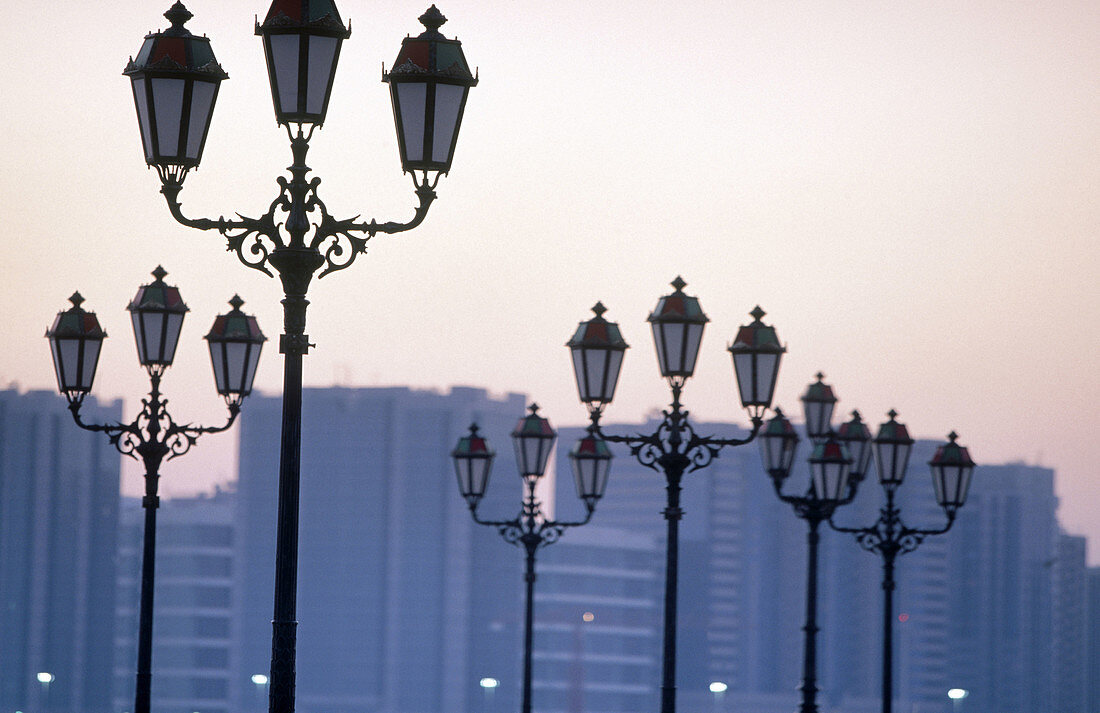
123,4 -> 476,711
451,407 -> 612,713
829,413 -> 975,713
46,267 -> 264,713
756,374 -> 874,713
565,278 -> 786,713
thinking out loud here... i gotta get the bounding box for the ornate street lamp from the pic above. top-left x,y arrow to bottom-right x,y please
452,406 -> 611,713
124,4 -> 476,711
46,268 -> 263,713
566,278 -> 785,713
830,416 -> 975,713
757,374 -> 871,713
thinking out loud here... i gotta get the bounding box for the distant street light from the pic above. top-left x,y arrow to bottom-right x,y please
480,677 -> 501,689
36,673 -> 54,684
948,688 -> 970,712
452,407 -> 611,713
757,375 -> 872,713
124,4 -> 476,712
46,268 -> 263,713
566,279 -> 784,713
830,419 -> 975,713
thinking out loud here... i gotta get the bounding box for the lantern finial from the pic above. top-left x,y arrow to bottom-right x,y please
592,302 -> 607,317
228,294 -> 245,311
418,5 -> 447,37
750,305 -> 766,321
671,276 -> 687,292
151,265 -> 168,283
164,2 -> 194,33
70,292 -> 85,309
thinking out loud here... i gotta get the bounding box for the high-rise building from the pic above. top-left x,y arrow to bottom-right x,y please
234,386 -> 530,713
114,490 -> 239,713
1088,567 -> 1100,713
1053,533 -> 1089,713
0,389 -> 121,713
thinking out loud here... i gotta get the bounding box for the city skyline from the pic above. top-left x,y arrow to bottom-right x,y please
3,0 -> 1097,559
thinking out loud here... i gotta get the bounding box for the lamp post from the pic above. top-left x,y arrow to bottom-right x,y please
45,268 -> 264,713
123,4 -> 476,712
756,374 -> 873,713
565,278 -> 785,713
452,407 -> 612,713
829,414 -> 975,713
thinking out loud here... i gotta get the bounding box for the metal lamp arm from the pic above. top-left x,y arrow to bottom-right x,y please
162,402 -> 241,461
65,398 -> 141,458
160,181 -> 255,234
346,177 -> 438,238
692,416 -> 764,450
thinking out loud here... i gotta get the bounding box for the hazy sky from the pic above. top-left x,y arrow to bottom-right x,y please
3,1 -> 1098,559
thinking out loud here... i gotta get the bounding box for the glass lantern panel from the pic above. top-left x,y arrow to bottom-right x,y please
151,78 -> 185,157
223,342 -> 249,393
133,311 -> 161,364
682,323 -> 704,374
804,401 -> 834,439
932,466 -> 945,505
243,344 -> 262,395
81,339 -> 101,390
162,313 -> 184,364
270,35 -> 301,115
397,83 -> 427,162
132,79 -> 154,161
572,456 -> 610,501
875,441 -> 912,485
208,343 -> 227,393
306,36 -> 338,116
431,83 -> 464,164
51,339 -> 79,391
186,80 -> 216,159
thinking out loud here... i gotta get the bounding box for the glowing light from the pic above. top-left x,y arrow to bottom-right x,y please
582,611 -> 595,622
709,681 -> 728,694
36,673 -> 54,684
251,674 -> 269,685
480,677 -> 500,689
948,688 -> 969,700
898,613 -> 910,622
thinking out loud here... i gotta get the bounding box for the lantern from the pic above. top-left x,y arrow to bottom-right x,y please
727,306 -> 785,417
837,410 -> 873,483
46,293 -> 107,398
124,2 -> 228,171
800,373 -> 837,440
256,0 -> 351,126
759,408 -> 800,480
452,424 -> 495,506
511,404 -> 556,479
929,432 -> 975,511
873,410 -> 914,489
567,302 -> 629,407
383,5 -> 478,174
809,433 -> 852,503
648,277 -> 709,379
205,295 -> 266,402
569,432 -> 613,509
127,267 -> 189,369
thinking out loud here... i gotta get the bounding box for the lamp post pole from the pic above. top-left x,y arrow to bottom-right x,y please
46,270 -> 264,713
829,419 -> 976,713
123,4 -> 477,711
757,376 -> 875,713
565,279 -> 786,713
452,409 -> 612,713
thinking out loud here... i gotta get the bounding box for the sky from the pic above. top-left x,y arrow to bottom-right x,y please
3,1 -> 1098,559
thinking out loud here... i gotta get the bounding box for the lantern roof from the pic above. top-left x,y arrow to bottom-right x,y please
127,266 -> 189,315
46,293 -> 106,340
648,276 -> 709,325
124,2 -> 228,79
728,306 -> 784,353
802,372 -> 836,403
257,0 -> 351,38
512,403 -> 556,439
205,295 -> 266,343
567,302 -> 629,350
762,407 -> 799,439
570,432 -> 612,460
809,434 -> 850,464
875,409 -> 914,445
453,423 -> 494,459
837,410 -> 871,441
929,431 -> 975,469
384,5 -> 477,85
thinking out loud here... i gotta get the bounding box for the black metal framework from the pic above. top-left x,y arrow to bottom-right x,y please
567,280 -> 785,713
452,409 -> 608,713
126,5 -> 476,712
829,417 -> 975,713
758,378 -> 871,713
46,279 -> 259,713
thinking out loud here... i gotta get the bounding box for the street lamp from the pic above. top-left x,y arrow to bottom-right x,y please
947,688 -> 969,712
46,268 -> 264,713
124,4 -> 476,712
830,415 -> 975,713
452,407 -> 611,713
566,278 -> 785,713
757,375 -> 872,713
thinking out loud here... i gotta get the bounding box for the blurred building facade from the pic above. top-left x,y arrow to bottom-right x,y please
0,389 -> 120,713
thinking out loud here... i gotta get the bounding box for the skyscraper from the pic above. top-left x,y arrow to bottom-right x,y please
0,389 -> 120,713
